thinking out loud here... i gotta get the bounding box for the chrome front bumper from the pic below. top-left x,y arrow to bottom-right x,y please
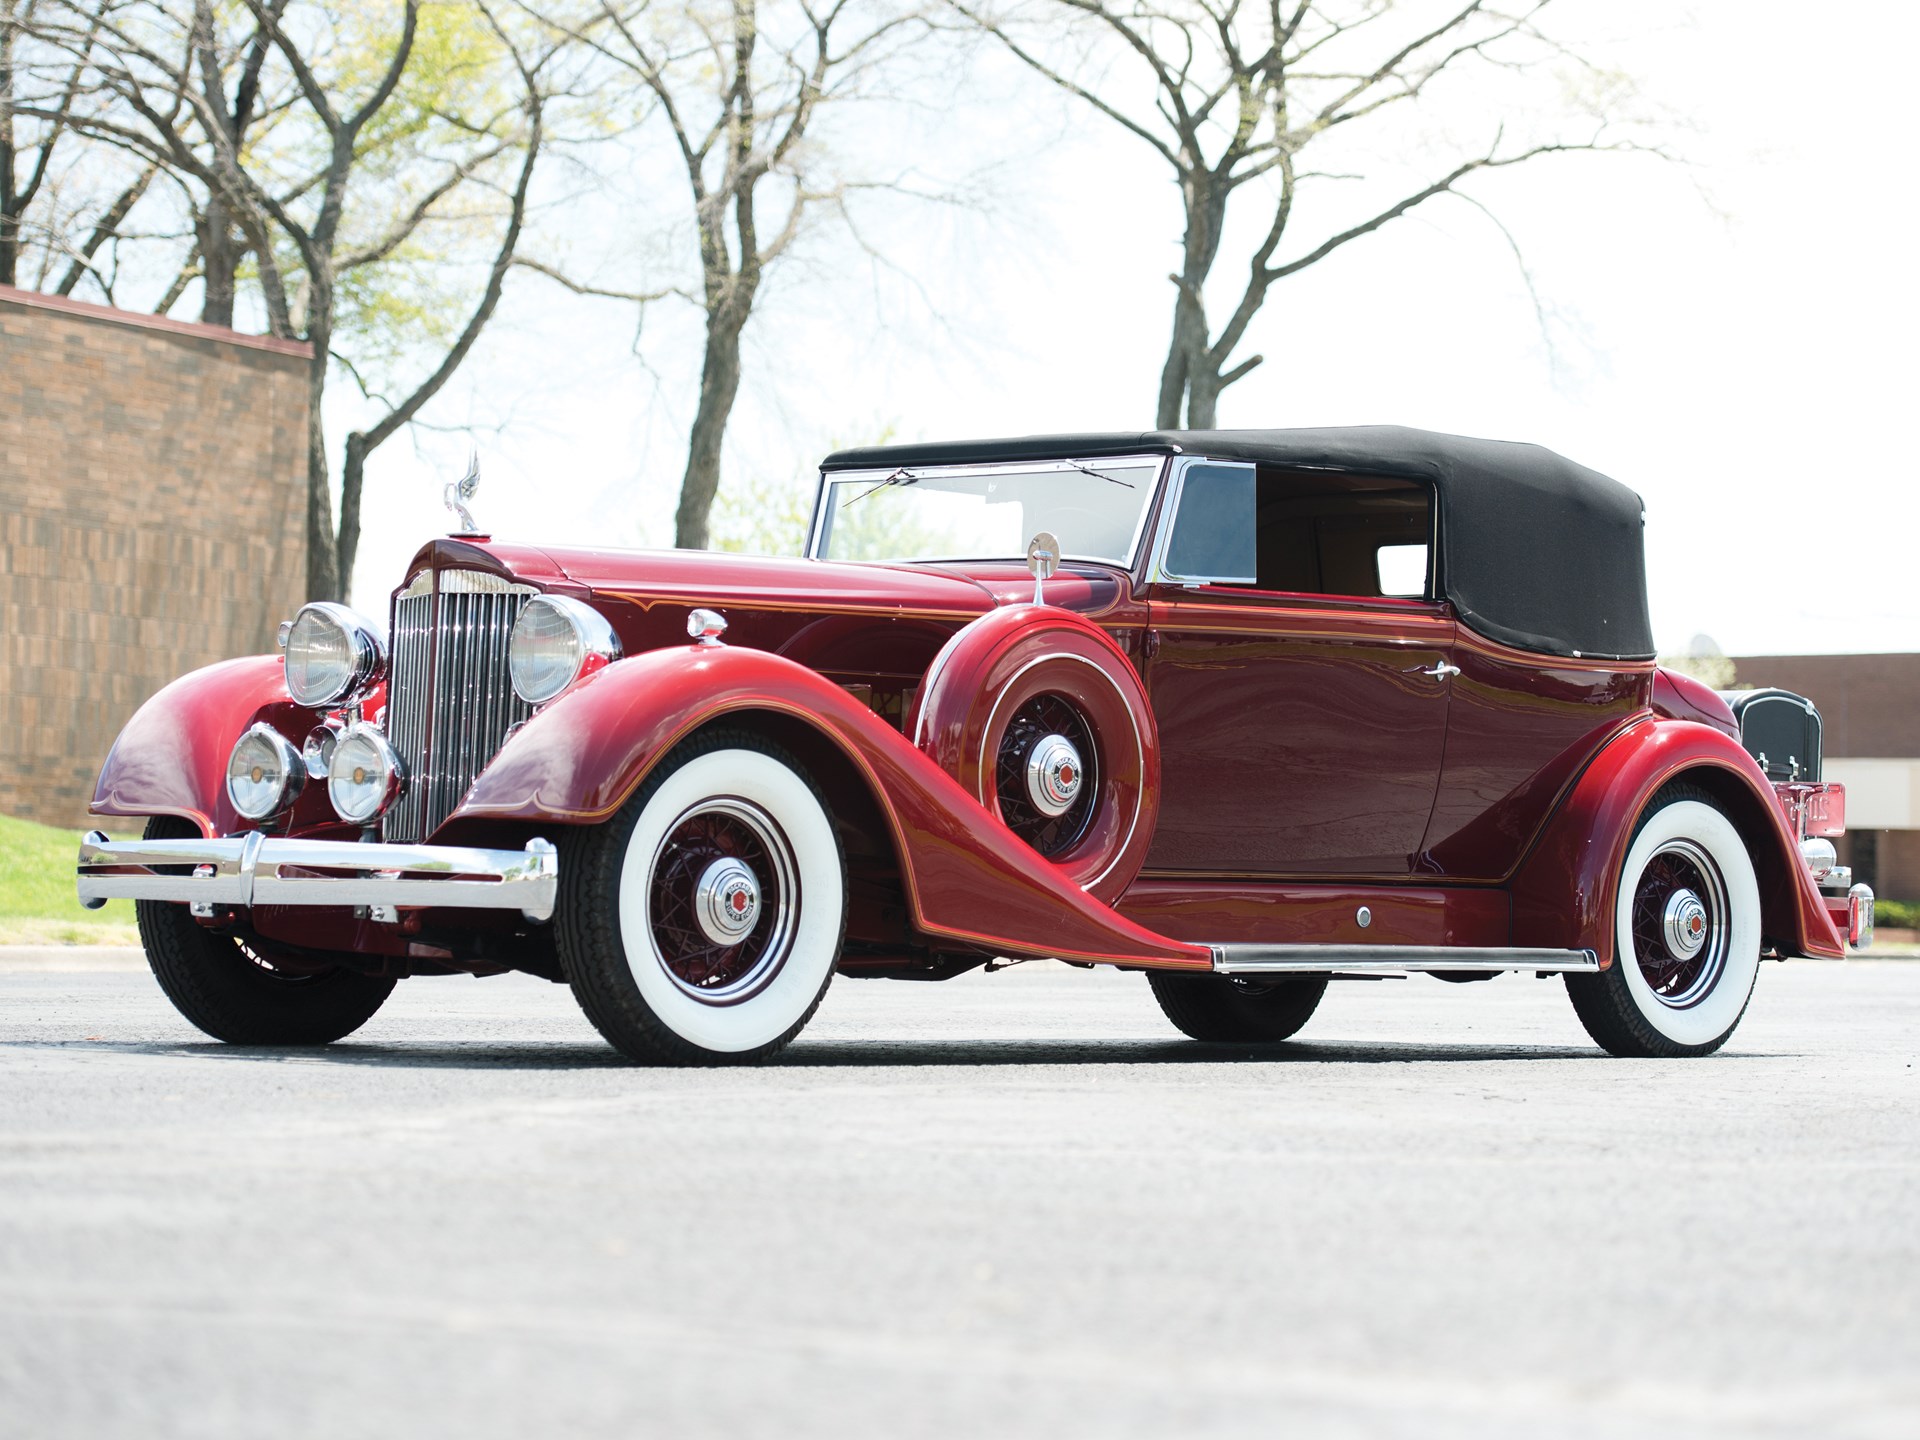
76,832 -> 559,922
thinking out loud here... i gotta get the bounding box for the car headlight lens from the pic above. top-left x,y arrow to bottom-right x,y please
226,723 -> 305,820
327,726 -> 405,824
283,602 -> 385,708
508,596 -> 621,704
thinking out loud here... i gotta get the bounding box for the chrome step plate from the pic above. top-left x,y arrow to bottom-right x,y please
1212,944 -> 1599,975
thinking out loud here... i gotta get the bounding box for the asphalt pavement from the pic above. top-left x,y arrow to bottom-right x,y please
1,955 -> 1915,1439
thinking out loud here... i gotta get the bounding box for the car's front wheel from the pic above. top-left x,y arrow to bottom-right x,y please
557,730 -> 847,1065
136,818 -> 395,1045
1565,787 -> 1763,1057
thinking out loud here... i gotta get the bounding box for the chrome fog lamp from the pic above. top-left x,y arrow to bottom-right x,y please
283,601 -> 385,708
226,723 -> 305,820
508,596 -> 621,704
328,725 -> 405,824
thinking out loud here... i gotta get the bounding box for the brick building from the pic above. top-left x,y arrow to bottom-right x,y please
1732,653 -> 1920,902
0,285 -> 311,831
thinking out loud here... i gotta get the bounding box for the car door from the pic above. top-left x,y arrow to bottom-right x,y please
1140,460 -> 1457,878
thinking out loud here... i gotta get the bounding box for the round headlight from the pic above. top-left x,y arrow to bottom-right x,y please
226,723 -> 305,821
328,726 -> 405,824
284,602 -> 385,708
508,596 -> 621,704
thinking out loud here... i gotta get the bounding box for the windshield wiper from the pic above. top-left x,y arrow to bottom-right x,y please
840,467 -> 919,508
1064,459 -> 1134,488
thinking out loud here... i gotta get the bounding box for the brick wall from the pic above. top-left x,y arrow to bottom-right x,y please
0,286 -> 311,832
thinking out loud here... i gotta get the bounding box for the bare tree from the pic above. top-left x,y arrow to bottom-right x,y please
533,0 -> 931,549
22,1 -> 558,601
1,0 -> 103,286
954,0 -> 1657,427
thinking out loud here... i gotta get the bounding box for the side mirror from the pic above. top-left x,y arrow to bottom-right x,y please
1026,530 -> 1060,605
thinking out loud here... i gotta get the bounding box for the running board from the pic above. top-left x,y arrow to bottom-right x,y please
1211,945 -> 1599,975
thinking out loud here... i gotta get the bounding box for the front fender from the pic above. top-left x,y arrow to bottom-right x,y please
1511,717 -> 1844,964
455,645 -> 1210,969
89,656 -> 309,837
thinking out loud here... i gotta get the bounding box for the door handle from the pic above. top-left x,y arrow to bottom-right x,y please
1418,662 -> 1461,680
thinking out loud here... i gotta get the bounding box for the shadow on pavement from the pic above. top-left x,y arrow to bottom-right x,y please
4,1034 -> 1623,1070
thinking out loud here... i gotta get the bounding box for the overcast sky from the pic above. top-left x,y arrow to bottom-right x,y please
342,0 -> 1919,659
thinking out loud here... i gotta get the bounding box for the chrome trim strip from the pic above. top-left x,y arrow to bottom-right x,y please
439,569 -> 532,595
1211,944 -> 1599,974
77,833 -> 560,922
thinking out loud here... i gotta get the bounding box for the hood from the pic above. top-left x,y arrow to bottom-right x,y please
395,539 -> 1137,689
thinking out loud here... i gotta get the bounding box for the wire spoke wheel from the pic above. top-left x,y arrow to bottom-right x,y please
1564,789 -> 1763,1058
560,732 -> 847,1065
993,692 -> 1097,857
1627,840 -> 1729,1008
646,799 -> 799,1004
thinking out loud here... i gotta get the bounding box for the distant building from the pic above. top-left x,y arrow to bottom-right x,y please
0,284 -> 311,831
1731,654 -> 1920,901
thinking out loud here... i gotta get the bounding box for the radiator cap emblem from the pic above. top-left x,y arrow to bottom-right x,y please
445,451 -> 481,535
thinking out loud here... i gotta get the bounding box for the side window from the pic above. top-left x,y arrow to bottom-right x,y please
1375,544 -> 1429,597
1247,469 -> 1432,599
1162,463 -> 1257,584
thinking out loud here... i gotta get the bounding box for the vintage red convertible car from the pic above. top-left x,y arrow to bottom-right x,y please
77,427 -> 1874,1063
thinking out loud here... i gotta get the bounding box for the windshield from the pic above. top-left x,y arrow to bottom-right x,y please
812,457 -> 1164,566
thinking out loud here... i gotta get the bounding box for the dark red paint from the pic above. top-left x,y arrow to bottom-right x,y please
89,523 -> 1847,972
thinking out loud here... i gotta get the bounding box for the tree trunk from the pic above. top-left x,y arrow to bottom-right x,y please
1157,287 -> 1211,428
1,18 -> 16,289
199,200 -> 238,329
1184,366 -> 1224,429
673,306 -> 749,549
336,430 -> 368,600
302,312 -> 340,602
1157,175 -> 1227,429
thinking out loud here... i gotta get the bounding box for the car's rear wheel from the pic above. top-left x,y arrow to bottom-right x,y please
1565,788 -> 1762,1057
1147,970 -> 1328,1043
557,729 -> 846,1065
135,817 -> 395,1045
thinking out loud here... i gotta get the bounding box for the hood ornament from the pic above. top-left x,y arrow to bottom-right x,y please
445,451 -> 481,534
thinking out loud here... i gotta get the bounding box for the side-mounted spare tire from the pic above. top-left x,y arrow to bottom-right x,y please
908,604 -> 1159,905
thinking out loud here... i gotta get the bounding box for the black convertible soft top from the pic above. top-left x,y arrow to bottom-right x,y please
822,425 -> 1654,662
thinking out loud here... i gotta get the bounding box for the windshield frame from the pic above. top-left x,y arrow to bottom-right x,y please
806,454 -> 1170,569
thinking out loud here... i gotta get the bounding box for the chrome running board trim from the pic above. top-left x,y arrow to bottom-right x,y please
1211,944 -> 1599,974
77,831 -> 559,922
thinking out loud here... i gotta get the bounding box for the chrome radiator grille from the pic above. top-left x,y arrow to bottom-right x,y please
382,570 -> 537,842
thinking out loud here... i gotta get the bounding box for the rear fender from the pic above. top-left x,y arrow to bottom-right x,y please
89,656 -> 317,838
454,644 -> 1210,969
1512,717 -> 1844,964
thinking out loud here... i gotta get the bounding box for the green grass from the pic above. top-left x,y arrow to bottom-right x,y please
0,813 -> 139,945
1876,898 -> 1919,930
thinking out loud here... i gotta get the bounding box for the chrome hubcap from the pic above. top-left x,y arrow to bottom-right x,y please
1662,889 -> 1708,961
648,799 -> 796,1004
1025,733 -> 1084,817
694,856 -> 760,944
1632,839 -> 1729,1009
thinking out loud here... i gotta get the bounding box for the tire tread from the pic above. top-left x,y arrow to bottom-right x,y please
556,729 -> 846,1066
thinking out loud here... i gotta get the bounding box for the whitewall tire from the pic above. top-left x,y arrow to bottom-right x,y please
1566,789 -> 1763,1057
558,730 -> 846,1064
